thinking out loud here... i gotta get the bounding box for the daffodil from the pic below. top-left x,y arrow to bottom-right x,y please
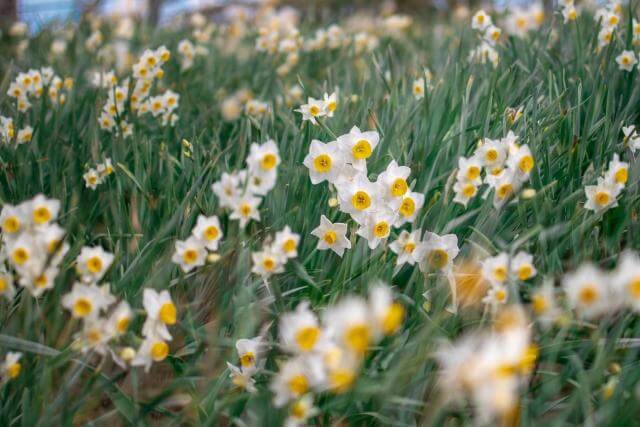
310,215 -> 351,257
142,288 -> 177,341
368,283 -> 405,337
337,126 -> 380,172
270,356 -> 326,407
172,236 -> 206,273
585,176 -> 620,213
236,336 -> 265,374
229,195 -> 262,228
303,139 -> 346,184
131,333 -> 171,372
273,226 -> 300,259
1,352 -> 22,381
389,229 -> 422,266
355,210 -> 396,250
616,50 -> 637,72
415,231 -> 459,272
76,246 -> 115,282
191,214 -> 223,251
562,263 -> 611,319
323,296 -> 373,355
280,301 -> 327,354
62,282 -> 115,320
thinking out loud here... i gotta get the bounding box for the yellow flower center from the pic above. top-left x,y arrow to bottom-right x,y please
7,362 -> 21,379
382,303 -> 404,335
518,264 -> 533,281
404,242 -> 416,253
578,285 -> 599,305
3,216 -> 20,233
240,352 -> 255,368
373,221 -> 390,238
595,191 -> 610,206
330,369 -> 356,393
204,225 -> 219,241
159,302 -> 177,325
291,400 -> 307,419
288,374 -> 309,396
518,155 -> 534,174
86,256 -> 103,274
313,154 -> 332,172
261,153 -> 277,170
309,105 -> 320,116
391,178 -> 408,197
344,323 -> 371,354
73,298 -> 93,317
327,101 -> 337,112
11,247 -> 29,265
486,148 -> 498,162
116,317 -> 130,333
151,341 -> 169,361
0,278 -> 6,293
532,294 -> 548,314
497,183 -> 513,200
399,197 -> 416,217
467,166 -> 480,180
615,168 -> 628,184
351,191 -> 371,211
295,326 -> 320,351
240,203 -> 251,217
428,249 -> 449,269
33,206 -> 52,224
183,249 -> 198,264
628,277 -> 640,299
323,230 -> 337,245
495,288 -> 507,302
493,266 -> 508,282
352,139 -> 372,160
262,257 -> 276,271
283,238 -> 297,253
34,274 -> 48,288
462,183 -> 477,197
87,329 -> 102,344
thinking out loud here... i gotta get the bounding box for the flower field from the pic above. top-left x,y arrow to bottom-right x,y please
1,1 -> 640,425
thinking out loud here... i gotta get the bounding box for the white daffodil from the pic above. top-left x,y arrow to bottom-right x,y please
612,251 -> 640,312
605,153 -> 628,189
108,300 -> 133,336
280,301 -> 327,354
310,215 -> 351,257
227,361 -> 257,393
76,246 -> 115,283
389,229 -> 422,266
355,210 -> 396,250
471,10 -> 492,31
131,334 -> 171,372
229,195 -> 262,228
395,191 -> 425,226
337,126 -> 380,172
562,263 -> 611,319
511,252 -> 536,281
456,156 -> 483,185
28,193 -> 60,226
336,173 -> 379,220
323,296 -> 373,355
270,355 -> 326,407
2,352 -> 22,381
212,172 -> 243,208
616,50 -> 637,72
296,97 -> 326,125
377,160 -> 411,203
303,139 -> 346,184
171,236 -> 206,273
273,226 -> 300,259
191,214 -> 223,251
481,253 -> 510,286
415,231 -> 459,272
247,139 -> 280,175
236,336 -> 265,374
585,176 -> 621,213
62,282 -> 115,320
368,283 -> 405,337
251,249 -> 285,278
142,288 -> 177,341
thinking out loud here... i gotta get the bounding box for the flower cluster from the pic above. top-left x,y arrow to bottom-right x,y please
469,10 -> 500,67
594,1 -> 624,50
269,283 -> 404,422
7,67 -> 72,112
503,3 -> 545,38
295,91 -> 338,125
0,116 -> 32,146
584,153 -> 627,213
212,139 -> 280,229
83,157 -> 115,190
437,307 -> 537,425
453,131 -> 534,209
255,8 -> 302,76
480,252 -> 537,309
251,226 -> 300,279
177,39 -> 208,71
1,194 -> 68,298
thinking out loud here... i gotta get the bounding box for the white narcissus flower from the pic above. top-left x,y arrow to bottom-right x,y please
562,263 -> 612,319
584,177 -> 621,213
415,231 -> 459,272
76,246 -> 115,282
323,92 -> 337,117
395,191 -> 425,226
251,249 -> 285,278
511,252 -> 536,281
273,226 -> 300,259
605,153 -> 628,189
2,352 -> 22,380
336,173 -> 379,220
247,139 -> 280,176
212,172 -> 243,208
83,168 -> 102,189
616,50 -> 637,72
323,296 -> 374,355
172,236 -> 206,273
368,283 -> 405,337
377,160 -> 411,203
0,203 -> 27,236
295,97 -> 326,125
389,229 -> 422,266
227,361 -> 257,393
303,139 -> 346,184
481,253 -> 510,286
142,288 -> 177,341
28,193 -> 60,226
477,138 -> 508,169
229,195 -> 262,228
612,251 -> 640,312
131,334 -> 171,373
191,214 -> 223,251
507,144 -> 535,181
453,180 -> 478,207
456,156 -> 483,185
531,281 -> 561,327
62,282 -> 115,320
355,210 -> 396,250
311,215 -> 351,257
412,78 -> 425,99
285,394 -> 319,427
236,336 -> 265,374
482,284 -> 509,308
279,301 -> 327,354
108,300 -> 133,336
337,126 -> 380,172
471,10 -> 492,31
0,271 -> 16,300
270,355 -> 326,407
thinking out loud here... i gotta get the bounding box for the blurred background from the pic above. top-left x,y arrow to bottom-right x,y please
2,0 -> 544,31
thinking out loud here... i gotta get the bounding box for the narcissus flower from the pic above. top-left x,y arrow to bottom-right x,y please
273,226 -> 300,259
616,50 -> 637,72
1,352 -> 22,381
389,229 -> 422,266
303,139 -> 345,184
323,296 -> 373,355
62,282 -> 115,320
310,215 -> 351,257
562,263 -> 611,319
368,283 -> 405,337
416,231 -> 459,272
270,356 -> 325,407
191,214 -> 223,251
337,126 -> 380,172
355,210 -> 396,250
279,301 -> 326,354
131,334 -> 171,372
236,336 -> 265,374
76,246 -> 115,282
229,195 -> 262,228
585,177 -> 621,213
142,288 -> 177,341
172,236 -> 206,273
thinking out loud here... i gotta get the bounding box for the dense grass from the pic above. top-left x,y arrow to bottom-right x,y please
1,4 -> 640,426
